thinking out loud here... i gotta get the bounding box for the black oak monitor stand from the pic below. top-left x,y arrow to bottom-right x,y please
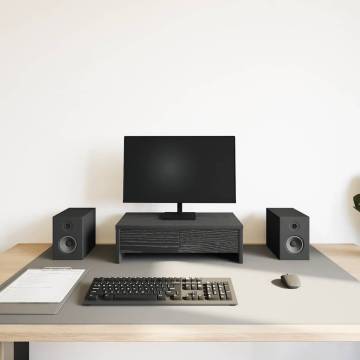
115,212 -> 243,263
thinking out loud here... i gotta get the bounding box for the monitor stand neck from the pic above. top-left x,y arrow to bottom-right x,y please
160,203 -> 196,220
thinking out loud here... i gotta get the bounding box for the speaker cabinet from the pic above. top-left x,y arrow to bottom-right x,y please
266,208 -> 309,260
53,208 -> 96,260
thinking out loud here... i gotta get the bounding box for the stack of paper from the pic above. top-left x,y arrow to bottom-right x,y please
0,268 -> 85,303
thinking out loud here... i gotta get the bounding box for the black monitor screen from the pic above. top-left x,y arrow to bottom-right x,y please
123,136 -> 236,203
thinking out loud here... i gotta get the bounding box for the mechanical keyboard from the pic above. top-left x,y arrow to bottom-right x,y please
84,277 -> 237,305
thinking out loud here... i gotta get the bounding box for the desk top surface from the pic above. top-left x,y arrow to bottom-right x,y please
0,243 -> 360,342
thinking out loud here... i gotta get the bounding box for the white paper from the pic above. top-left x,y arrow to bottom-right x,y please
0,268 -> 85,303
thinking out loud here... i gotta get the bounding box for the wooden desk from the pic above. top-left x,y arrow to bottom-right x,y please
0,243 -> 360,359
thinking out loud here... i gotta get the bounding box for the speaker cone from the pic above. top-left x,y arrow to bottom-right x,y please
285,236 -> 304,254
59,236 -> 77,254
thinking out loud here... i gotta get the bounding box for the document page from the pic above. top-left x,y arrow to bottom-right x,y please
0,268 -> 85,303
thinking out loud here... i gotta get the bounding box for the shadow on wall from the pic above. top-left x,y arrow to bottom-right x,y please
6,216 -> 51,249
84,150 -> 124,244
96,214 -> 122,244
85,150 -> 123,204
347,176 -> 360,244
84,149 -> 151,243
242,214 -> 265,244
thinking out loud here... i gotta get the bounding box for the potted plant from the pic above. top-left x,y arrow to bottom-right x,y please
354,194 -> 360,212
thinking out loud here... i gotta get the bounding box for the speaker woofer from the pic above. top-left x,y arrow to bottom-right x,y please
285,236 -> 304,254
58,236 -> 77,254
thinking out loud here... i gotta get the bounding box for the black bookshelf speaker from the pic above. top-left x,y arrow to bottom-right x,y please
53,208 -> 96,260
266,208 -> 309,260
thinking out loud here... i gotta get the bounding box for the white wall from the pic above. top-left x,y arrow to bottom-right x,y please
30,342 -> 360,360
1,0 -> 360,252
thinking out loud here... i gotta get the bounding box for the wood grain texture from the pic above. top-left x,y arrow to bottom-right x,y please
1,324 -> 360,342
179,230 -> 239,253
0,244 -> 50,285
314,244 -> 360,281
0,243 -> 360,342
119,230 -> 239,253
120,230 -> 180,251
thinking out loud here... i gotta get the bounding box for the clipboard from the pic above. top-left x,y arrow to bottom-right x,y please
0,267 -> 86,315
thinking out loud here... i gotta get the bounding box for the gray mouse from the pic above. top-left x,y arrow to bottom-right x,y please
281,274 -> 301,289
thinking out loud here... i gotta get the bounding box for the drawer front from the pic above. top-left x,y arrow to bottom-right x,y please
179,230 -> 238,253
120,230 -> 180,252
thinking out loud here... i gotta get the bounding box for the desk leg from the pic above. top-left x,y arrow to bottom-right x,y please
14,343 -> 28,360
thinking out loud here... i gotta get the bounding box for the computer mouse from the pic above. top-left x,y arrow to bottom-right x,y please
281,274 -> 301,289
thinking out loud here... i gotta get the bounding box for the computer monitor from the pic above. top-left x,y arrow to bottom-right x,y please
123,136 -> 236,220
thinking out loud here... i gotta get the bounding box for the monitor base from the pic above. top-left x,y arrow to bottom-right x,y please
160,212 -> 196,220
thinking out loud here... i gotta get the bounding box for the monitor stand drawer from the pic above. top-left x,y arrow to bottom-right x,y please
119,230 -> 180,252
179,230 -> 239,253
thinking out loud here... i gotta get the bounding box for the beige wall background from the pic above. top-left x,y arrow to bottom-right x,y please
1,0 -> 360,252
